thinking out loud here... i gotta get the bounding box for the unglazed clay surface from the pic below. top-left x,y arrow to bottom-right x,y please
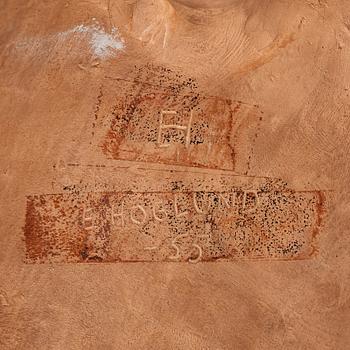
0,1 -> 349,349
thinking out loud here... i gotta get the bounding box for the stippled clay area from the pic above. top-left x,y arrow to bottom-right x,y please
93,65 -> 262,172
24,177 -> 325,263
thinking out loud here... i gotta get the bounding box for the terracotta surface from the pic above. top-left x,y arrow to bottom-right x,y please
1,0 -> 349,348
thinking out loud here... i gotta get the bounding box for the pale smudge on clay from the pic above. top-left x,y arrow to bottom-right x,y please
15,24 -> 125,59
58,24 -> 125,58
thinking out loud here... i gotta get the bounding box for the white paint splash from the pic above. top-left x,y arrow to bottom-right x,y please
15,24 -> 125,60
59,24 -> 125,58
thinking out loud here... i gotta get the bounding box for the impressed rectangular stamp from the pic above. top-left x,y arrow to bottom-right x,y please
24,169 -> 325,263
92,65 -> 262,174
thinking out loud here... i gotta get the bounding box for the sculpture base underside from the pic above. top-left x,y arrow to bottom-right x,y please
0,1 -> 349,349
